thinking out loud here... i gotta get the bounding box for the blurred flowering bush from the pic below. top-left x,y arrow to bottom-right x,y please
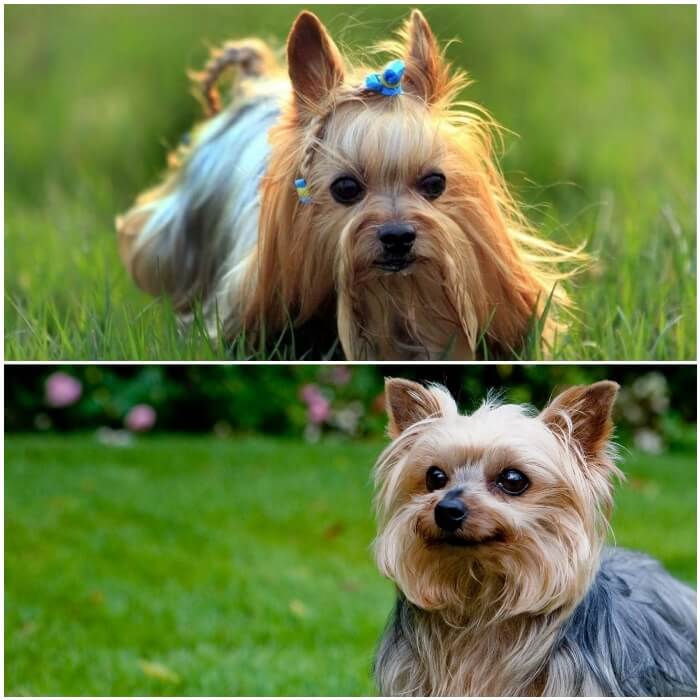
298,366 -> 380,442
615,372 -> 692,454
4,366 -> 695,452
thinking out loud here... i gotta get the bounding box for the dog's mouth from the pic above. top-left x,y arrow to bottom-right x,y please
427,532 -> 505,548
373,256 -> 416,273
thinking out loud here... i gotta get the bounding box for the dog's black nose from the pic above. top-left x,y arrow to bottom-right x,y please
378,223 -> 416,255
434,497 -> 467,532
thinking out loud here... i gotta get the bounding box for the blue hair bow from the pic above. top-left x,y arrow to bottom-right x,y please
365,59 -> 405,97
295,178 -> 312,205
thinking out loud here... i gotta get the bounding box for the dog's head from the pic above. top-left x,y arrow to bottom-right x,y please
373,378 -> 621,621
249,11 -> 578,359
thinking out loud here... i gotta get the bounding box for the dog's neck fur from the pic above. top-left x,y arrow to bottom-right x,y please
338,273 -> 478,360
379,594 -> 583,696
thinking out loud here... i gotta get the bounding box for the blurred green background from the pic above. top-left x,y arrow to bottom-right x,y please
4,5 -> 697,360
5,365 -> 697,695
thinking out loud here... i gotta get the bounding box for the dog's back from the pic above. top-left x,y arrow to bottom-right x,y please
547,547 -> 697,696
116,61 -> 284,313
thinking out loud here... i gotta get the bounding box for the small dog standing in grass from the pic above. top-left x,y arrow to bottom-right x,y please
373,379 -> 696,695
117,10 -> 582,359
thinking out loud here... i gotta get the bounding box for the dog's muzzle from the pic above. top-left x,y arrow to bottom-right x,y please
375,222 -> 416,272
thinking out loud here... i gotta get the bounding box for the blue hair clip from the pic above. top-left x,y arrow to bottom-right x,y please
295,61 -> 405,201
365,59 -> 405,97
295,178 -> 312,205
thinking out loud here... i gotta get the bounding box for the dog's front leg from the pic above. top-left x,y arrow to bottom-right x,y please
337,295 -> 377,360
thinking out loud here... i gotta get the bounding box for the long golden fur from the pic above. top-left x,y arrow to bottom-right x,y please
117,10 -> 583,359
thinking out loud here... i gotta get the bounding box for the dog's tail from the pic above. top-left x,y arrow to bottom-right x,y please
189,39 -> 280,117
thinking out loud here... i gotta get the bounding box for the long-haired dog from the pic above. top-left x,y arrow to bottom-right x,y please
117,10 -> 583,359
373,379 -> 696,695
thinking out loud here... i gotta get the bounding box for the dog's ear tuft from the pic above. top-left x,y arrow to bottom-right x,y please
385,378 -> 457,438
541,381 -> 619,459
402,9 -> 448,104
287,11 -> 345,120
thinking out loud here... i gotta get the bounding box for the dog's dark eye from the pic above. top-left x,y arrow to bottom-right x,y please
418,173 -> 446,200
496,469 -> 529,496
330,176 -> 365,205
426,466 -> 448,492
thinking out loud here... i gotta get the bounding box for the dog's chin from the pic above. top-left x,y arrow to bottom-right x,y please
373,256 -> 416,274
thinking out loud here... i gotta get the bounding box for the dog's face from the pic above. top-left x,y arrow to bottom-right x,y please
249,10 -> 573,359
312,91 -> 494,359
286,9 -> 457,274
312,97 -> 453,276
374,379 -> 620,619
283,11 -> 488,358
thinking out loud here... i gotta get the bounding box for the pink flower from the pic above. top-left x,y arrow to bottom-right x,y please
330,366 -> 352,386
300,384 -> 331,425
124,404 -> 156,432
300,384 -> 322,403
45,372 -> 82,408
308,395 -> 331,424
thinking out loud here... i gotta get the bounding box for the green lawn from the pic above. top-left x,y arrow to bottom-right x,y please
5,435 -> 696,696
4,5 -> 696,360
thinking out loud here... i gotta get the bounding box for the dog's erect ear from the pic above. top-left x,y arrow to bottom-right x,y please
287,11 -> 345,119
541,381 -> 619,459
385,378 -> 457,438
402,9 -> 448,104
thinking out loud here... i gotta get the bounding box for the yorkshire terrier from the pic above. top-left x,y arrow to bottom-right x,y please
373,379 -> 696,695
116,10 -> 583,360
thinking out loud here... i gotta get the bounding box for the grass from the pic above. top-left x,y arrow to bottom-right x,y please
4,5 -> 696,360
4,434 -> 696,696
